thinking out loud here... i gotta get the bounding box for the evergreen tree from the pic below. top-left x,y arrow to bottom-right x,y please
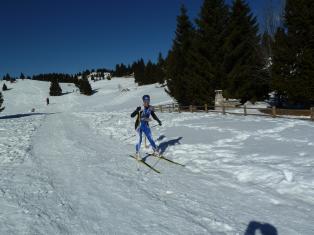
271,27 -> 291,101
20,73 -> 25,80
2,83 -> 8,91
4,74 -> 11,81
272,0 -> 314,106
133,58 -> 146,85
166,5 -> 195,105
114,63 -> 129,77
49,80 -> 62,96
144,60 -> 156,84
156,53 -> 166,84
0,92 -> 4,112
261,31 -> 274,68
183,0 -> 229,105
76,77 -> 93,95
223,0 -> 268,103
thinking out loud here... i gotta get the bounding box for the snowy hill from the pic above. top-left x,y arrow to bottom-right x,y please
0,78 -> 314,234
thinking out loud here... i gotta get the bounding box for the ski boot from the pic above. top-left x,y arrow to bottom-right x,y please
135,152 -> 141,161
153,148 -> 161,158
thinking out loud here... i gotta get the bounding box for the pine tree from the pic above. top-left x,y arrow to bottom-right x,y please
272,0 -> 314,106
144,60 -> 153,83
133,59 -> 146,85
76,77 -> 93,95
2,83 -> 8,91
261,31 -> 274,68
166,5 -> 195,105
271,27 -> 291,101
223,0 -> 268,103
4,74 -> 11,81
114,63 -> 129,77
49,80 -> 62,96
156,53 -> 166,84
20,73 -> 25,80
182,0 -> 230,105
0,92 -> 5,112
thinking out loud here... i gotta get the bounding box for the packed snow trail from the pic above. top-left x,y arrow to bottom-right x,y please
1,79 -> 314,234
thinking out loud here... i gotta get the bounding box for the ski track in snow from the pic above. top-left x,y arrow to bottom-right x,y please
1,79 -> 314,234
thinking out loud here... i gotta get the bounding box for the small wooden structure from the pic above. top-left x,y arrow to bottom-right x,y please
215,90 -> 224,107
215,90 -> 241,109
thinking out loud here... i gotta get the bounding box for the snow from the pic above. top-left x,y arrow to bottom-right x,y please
1,78 -> 314,234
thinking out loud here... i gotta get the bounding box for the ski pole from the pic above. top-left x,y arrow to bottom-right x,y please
122,133 -> 137,141
122,124 -> 159,142
150,124 -> 159,129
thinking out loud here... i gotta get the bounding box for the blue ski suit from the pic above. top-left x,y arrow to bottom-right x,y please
131,105 -> 161,153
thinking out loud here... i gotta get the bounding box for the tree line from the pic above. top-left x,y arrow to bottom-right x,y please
122,0 -> 313,108
166,0 -> 269,106
112,54 -> 166,85
172,0 -> 314,107
2,73 -> 29,82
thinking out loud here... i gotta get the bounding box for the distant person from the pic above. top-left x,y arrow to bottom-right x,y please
46,97 -> 50,105
130,95 -> 162,160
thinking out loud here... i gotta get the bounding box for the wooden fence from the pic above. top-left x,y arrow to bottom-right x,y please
153,103 -> 314,121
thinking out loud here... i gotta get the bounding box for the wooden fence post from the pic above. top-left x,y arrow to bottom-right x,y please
244,105 -> 247,116
189,105 -> 193,113
311,107 -> 314,121
159,105 -> 163,113
222,103 -> 226,115
205,104 -> 208,113
272,106 -> 277,118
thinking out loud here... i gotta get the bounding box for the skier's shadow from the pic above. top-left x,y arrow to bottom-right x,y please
158,136 -> 183,154
244,221 -> 278,235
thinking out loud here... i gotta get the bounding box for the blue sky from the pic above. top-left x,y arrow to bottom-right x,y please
0,0 -> 281,77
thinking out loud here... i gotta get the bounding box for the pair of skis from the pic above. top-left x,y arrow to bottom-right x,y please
129,153 -> 185,174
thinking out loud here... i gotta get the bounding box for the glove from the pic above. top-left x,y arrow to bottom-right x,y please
158,121 -> 162,126
136,106 -> 141,112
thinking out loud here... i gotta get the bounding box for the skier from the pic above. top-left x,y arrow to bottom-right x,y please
131,95 -> 162,159
46,97 -> 49,105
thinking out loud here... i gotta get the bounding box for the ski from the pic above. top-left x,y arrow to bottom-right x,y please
129,155 -> 161,174
147,154 -> 185,167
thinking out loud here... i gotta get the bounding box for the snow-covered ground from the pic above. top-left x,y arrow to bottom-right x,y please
0,78 -> 314,234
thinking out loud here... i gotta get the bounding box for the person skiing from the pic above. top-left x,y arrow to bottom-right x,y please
131,95 -> 162,159
46,97 -> 50,105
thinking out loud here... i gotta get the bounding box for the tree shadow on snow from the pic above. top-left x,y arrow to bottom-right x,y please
3,88 -> 13,91
0,112 -> 55,120
158,137 -> 183,154
61,91 -> 74,96
91,89 -> 100,95
244,221 -> 278,235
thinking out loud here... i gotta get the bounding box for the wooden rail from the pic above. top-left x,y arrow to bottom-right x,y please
153,103 -> 314,121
